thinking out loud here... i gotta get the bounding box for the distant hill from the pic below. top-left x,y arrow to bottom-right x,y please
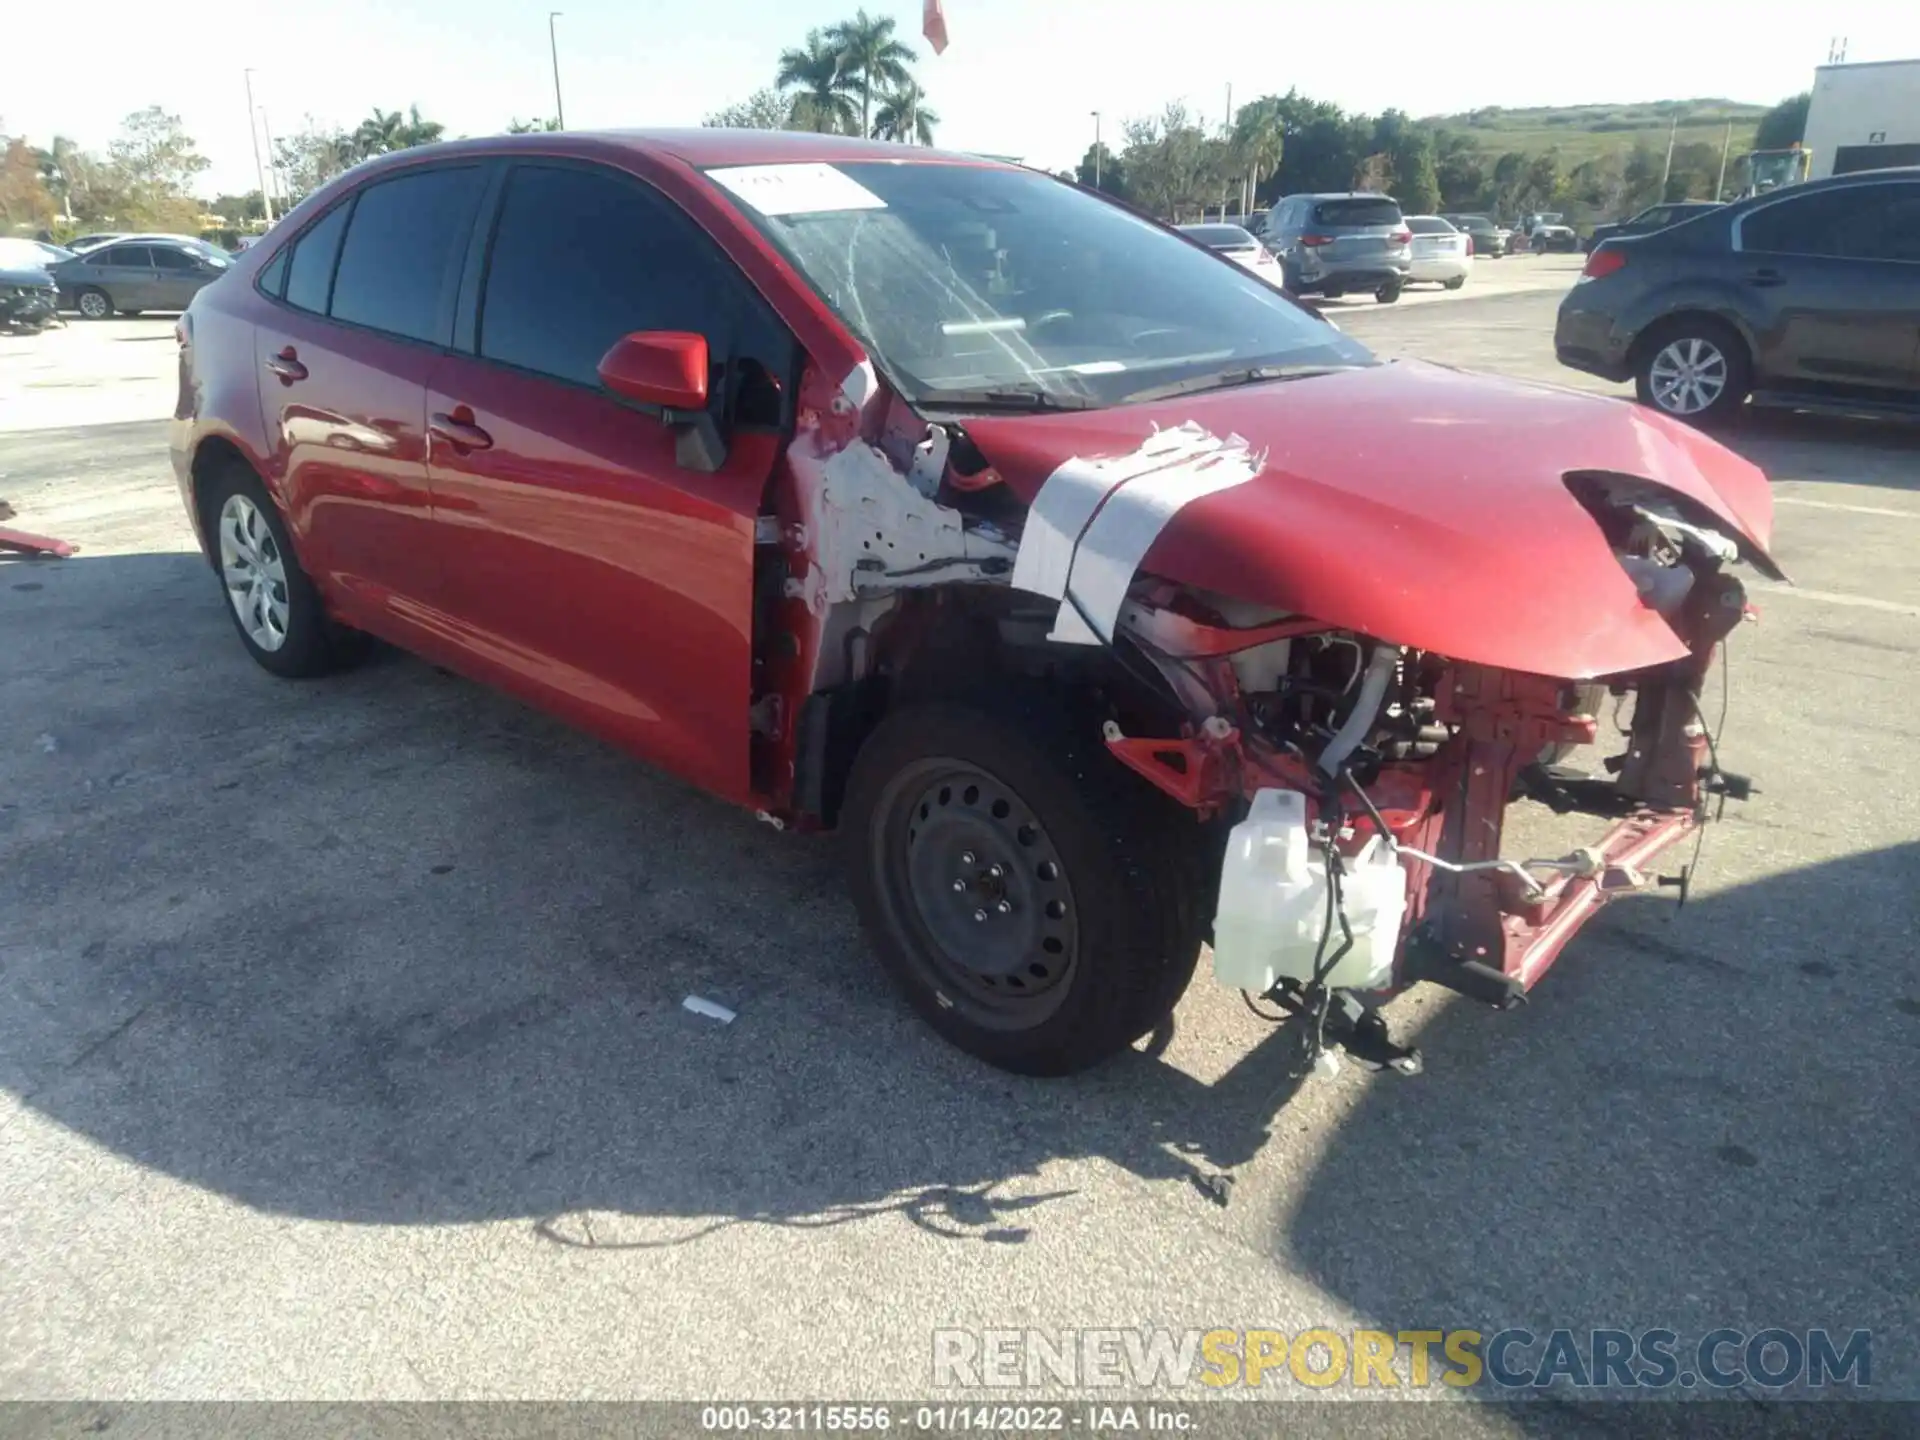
1421,99 -> 1771,162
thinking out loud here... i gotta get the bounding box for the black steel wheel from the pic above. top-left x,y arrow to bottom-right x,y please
844,699 -> 1212,1075
874,758 -> 1081,1029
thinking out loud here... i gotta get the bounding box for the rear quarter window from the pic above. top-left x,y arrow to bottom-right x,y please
1313,198 -> 1402,227
282,203 -> 351,314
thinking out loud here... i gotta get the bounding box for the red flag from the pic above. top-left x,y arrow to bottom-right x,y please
923,0 -> 948,54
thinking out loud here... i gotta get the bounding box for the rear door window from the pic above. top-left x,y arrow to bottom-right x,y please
329,166 -> 488,344
98,245 -> 151,268
149,247 -> 198,271
1741,188 -> 1888,259
1313,197 -> 1401,227
282,203 -> 350,314
1848,184 -> 1920,264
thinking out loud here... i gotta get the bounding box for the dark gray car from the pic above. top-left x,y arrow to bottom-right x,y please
52,239 -> 231,318
1258,192 -> 1411,302
1555,169 -> 1920,423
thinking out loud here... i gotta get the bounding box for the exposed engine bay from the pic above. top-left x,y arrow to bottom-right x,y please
753,357 -> 1769,1073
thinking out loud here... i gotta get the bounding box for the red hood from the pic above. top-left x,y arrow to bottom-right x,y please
963,361 -> 1778,679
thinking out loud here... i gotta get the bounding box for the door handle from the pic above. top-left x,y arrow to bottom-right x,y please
264,347 -> 307,384
1745,268 -> 1786,288
429,409 -> 493,452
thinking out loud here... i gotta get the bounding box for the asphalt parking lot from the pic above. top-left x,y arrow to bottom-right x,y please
2,277 -> 1916,1417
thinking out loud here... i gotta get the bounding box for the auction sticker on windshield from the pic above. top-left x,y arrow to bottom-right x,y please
708,163 -> 888,217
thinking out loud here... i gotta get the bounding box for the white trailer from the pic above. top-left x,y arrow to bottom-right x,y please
1802,58 -> 1920,180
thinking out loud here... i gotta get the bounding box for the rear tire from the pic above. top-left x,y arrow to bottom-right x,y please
1375,281 -> 1403,304
843,697 -> 1212,1076
1443,275 -> 1466,291
1633,316 -> 1751,426
201,462 -> 354,679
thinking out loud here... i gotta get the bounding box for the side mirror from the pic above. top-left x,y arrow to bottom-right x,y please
595,330 -> 726,474
597,331 -> 709,412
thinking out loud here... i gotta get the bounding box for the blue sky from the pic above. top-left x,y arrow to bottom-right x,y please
8,0 -> 1920,197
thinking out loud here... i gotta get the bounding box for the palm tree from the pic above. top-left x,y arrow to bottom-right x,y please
776,30 -> 860,135
825,9 -> 917,139
873,82 -> 938,146
351,109 -> 405,159
1232,97 -> 1286,215
398,105 -> 445,148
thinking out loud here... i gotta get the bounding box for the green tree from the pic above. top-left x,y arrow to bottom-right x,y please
873,81 -> 938,145
824,8 -> 917,139
106,108 -> 210,229
1075,142 -> 1127,200
352,105 -> 443,160
1432,130 -> 1485,209
208,191 -> 267,223
1755,92 -> 1810,150
1620,141 -> 1662,214
702,90 -> 794,130
506,116 -> 562,133
1523,150 -> 1561,210
776,30 -> 859,135
1231,97 -> 1286,216
273,121 -> 357,204
1,136 -> 57,230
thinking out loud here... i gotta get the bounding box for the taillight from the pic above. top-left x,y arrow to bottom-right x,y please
1391,228 -> 1412,245
1299,233 -> 1335,247
1583,248 -> 1627,280
1465,235 -> 1474,256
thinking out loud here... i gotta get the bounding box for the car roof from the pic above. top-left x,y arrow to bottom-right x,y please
344,128 -> 1013,175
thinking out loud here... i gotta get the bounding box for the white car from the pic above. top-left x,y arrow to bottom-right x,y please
1405,215 -> 1472,289
1178,223 -> 1284,281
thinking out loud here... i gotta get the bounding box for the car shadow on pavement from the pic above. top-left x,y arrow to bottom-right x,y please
1,550 -> 1315,1242
1283,841 -> 1919,1398
1717,410 -> 1920,495
3,551 -> 1915,1401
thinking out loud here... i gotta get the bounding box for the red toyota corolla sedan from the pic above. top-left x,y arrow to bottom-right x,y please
170,130 -> 1778,1076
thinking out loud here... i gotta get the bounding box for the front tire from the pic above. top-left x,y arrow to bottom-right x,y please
74,287 -> 113,319
843,699 -> 1211,1076
1634,318 -> 1751,425
203,464 -> 351,678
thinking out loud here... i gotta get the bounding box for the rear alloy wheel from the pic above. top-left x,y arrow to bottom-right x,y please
75,287 -> 113,319
205,465 -> 354,678
1635,320 -> 1751,424
844,701 -> 1210,1076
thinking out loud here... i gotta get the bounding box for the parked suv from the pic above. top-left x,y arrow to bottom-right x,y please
169,131 -> 1775,1076
1556,168 -> 1920,422
1260,193 -> 1412,302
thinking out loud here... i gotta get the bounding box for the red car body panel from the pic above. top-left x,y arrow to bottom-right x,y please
419,351 -> 776,804
965,361 -> 1778,680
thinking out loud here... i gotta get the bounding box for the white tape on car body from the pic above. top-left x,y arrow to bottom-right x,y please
1010,422 -> 1265,646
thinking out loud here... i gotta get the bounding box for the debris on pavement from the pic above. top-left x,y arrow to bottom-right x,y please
682,995 -> 737,1025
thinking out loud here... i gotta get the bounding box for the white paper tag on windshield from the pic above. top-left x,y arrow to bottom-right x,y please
708,163 -> 887,217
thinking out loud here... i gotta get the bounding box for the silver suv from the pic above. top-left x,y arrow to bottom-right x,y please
1259,193 -> 1412,303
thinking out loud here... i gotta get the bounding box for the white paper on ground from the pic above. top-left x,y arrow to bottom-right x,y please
682,995 -> 737,1024
707,163 -> 888,218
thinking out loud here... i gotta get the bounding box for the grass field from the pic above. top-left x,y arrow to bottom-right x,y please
1423,99 -> 1770,162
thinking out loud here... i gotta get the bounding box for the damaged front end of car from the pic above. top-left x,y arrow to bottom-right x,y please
755,352 -> 1776,1074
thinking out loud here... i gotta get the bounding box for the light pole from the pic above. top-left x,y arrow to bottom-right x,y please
1660,111 -> 1679,196
243,69 -> 275,224
548,12 -> 566,130
259,108 -> 281,213
1091,111 -> 1101,188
